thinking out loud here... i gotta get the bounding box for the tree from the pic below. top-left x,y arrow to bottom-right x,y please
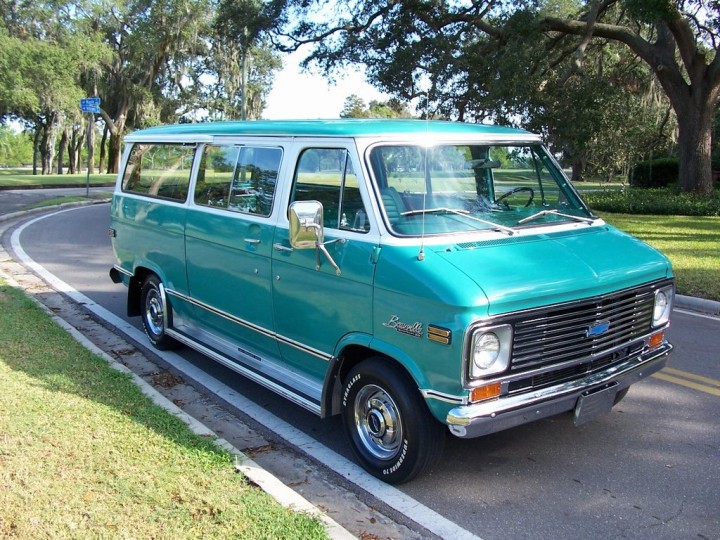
272,0 -> 720,194
212,0 -> 280,120
340,94 -> 414,118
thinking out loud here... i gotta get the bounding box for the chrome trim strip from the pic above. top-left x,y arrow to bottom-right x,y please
165,328 -> 322,415
165,288 -> 332,362
421,389 -> 467,405
113,264 -> 134,278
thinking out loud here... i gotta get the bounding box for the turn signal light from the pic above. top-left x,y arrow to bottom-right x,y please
648,331 -> 664,350
470,381 -> 502,403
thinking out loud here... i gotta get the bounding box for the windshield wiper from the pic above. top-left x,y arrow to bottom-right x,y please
402,207 -> 516,235
517,209 -> 596,226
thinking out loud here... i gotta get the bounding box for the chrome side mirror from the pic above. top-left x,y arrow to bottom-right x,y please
288,200 -> 343,275
289,200 -> 324,249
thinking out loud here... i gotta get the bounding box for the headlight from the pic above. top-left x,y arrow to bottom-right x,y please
469,324 -> 512,378
652,285 -> 674,327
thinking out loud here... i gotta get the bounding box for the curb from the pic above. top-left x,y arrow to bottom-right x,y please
675,294 -> 720,316
0,269 -> 356,540
0,198 -> 111,223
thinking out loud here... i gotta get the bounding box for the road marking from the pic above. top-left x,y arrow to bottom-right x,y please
653,368 -> 720,397
673,308 -> 720,322
11,206 -> 483,540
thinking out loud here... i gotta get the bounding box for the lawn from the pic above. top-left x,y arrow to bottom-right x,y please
0,280 -> 328,539
601,213 -> 720,302
0,168 -> 115,187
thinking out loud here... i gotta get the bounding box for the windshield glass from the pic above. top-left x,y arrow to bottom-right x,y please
368,144 -> 594,236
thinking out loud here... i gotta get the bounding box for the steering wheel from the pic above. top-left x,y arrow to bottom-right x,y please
496,187 -> 535,208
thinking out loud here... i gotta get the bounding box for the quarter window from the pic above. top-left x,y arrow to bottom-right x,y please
194,145 -> 281,217
122,143 -> 195,202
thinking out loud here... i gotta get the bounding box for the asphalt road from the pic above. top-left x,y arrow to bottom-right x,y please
7,203 -> 720,540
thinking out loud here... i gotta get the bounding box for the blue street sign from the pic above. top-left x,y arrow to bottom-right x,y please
80,97 -> 101,114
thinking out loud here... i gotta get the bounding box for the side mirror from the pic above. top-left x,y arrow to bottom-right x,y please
288,200 -> 324,249
287,200 -> 344,275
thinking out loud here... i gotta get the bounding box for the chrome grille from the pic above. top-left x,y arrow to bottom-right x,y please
511,285 -> 658,373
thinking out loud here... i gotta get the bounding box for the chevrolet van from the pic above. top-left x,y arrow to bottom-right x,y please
110,119 -> 674,483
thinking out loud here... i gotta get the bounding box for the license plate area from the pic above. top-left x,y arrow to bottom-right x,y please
574,384 -> 618,426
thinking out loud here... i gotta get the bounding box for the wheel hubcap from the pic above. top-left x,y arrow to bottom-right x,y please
354,385 -> 402,460
145,290 -> 164,336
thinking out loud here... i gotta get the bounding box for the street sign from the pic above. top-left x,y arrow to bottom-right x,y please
80,97 -> 101,114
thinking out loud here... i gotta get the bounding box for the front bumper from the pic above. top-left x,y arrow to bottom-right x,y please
446,342 -> 672,438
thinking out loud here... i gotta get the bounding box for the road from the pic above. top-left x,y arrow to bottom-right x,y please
7,203 -> 720,540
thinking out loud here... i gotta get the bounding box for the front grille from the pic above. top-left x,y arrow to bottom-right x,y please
510,284 -> 660,374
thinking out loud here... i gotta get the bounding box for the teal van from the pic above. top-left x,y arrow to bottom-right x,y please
109,119 -> 674,483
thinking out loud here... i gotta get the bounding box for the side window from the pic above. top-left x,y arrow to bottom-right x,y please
291,148 -> 369,232
194,145 -> 281,217
122,143 -> 195,202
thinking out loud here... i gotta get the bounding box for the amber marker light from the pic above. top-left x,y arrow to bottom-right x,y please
470,381 -> 502,403
648,331 -> 664,350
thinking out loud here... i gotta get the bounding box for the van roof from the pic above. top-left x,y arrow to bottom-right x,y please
125,119 -> 539,142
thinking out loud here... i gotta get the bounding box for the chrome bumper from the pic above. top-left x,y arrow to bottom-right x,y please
446,343 -> 672,438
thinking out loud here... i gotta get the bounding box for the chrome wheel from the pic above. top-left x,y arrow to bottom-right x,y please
140,275 -> 177,350
144,286 -> 165,337
354,384 -> 403,460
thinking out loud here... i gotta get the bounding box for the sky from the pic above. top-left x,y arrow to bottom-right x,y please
262,50 -> 391,120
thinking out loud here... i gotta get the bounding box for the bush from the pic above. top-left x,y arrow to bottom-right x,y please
629,158 -> 679,188
584,187 -> 720,216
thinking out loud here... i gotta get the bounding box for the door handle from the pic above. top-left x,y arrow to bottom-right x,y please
244,238 -> 261,245
273,243 -> 293,253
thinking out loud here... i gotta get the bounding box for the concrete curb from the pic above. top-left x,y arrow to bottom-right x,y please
675,294 -> 720,316
0,198 -> 110,223
0,270 -> 356,540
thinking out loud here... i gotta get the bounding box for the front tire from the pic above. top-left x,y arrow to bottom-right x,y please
341,357 -> 445,484
140,275 -> 177,350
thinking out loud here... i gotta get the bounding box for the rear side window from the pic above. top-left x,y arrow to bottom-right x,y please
194,145 -> 282,217
122,143 -> 195,202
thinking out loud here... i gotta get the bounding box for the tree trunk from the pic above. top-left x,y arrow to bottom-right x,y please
99,124 -> 108,174
676,100 -> 715,194
57,128 -> 68,175
32,128 -> 40,175
571,158 -> 585,182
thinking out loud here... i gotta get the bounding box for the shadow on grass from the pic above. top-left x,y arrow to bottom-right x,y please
0,282 -> 228,460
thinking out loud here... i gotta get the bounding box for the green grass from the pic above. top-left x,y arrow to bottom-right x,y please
0,168 -> 115,187
24,193 -> 112,210
601,214 -> 720,302
0,280 -> 328,539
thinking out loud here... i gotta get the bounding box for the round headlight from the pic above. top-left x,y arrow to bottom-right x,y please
473,332 -> 501,370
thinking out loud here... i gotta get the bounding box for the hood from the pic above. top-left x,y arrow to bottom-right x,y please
436,225 -> 672,316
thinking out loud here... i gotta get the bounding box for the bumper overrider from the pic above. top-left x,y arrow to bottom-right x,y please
446,341 -> 672,438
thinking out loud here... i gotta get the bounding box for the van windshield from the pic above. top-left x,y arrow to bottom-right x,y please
368,144 -> 595,236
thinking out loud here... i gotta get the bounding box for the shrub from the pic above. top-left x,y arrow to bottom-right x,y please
584,187 -> 720,216
629,158 -> 679,188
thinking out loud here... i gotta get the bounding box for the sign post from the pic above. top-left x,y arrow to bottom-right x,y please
80,98 -> 101,197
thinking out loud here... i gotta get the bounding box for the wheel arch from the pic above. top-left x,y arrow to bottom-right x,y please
127,266 -> 159,317
323,336 -> 429,419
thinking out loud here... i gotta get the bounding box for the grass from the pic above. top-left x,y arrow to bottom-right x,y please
601,213 -> 720,302
0,280 -> 328,539
0,168 -> 115,188
23,193 -> 112,210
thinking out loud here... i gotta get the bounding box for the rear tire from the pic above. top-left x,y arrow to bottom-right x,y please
341,357 -> 445,484
140,275 -> 177,350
